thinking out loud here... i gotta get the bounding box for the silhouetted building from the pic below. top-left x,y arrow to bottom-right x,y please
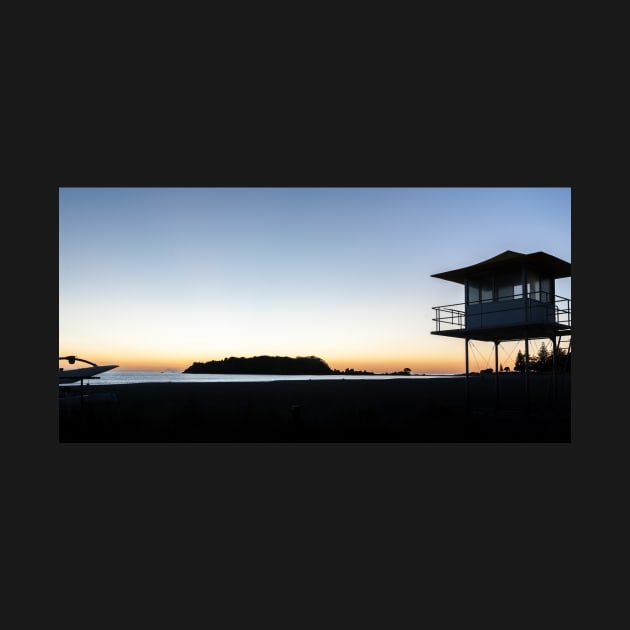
431,250 -> 571,403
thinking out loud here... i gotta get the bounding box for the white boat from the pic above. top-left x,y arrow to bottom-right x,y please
59,356 -> 118,384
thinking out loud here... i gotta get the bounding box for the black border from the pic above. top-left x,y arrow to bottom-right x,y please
28,84 -> 601,623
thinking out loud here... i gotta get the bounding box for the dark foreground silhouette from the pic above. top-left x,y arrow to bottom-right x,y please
59,374 -> 571,443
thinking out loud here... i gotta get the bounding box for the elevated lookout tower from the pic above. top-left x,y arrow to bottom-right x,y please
431,250 -> 571,403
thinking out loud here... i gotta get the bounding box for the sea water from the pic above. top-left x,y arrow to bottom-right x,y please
63,370 -> 461,386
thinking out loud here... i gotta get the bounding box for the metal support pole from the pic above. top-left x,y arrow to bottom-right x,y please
465,337 -> 470,415
494,340 -> 500,409
524,335 -> 530,415
552,336 -> 558,400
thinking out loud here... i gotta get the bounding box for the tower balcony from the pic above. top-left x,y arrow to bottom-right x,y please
431,293 -> 571,342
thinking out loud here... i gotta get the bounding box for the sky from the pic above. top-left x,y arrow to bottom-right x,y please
59,187 -> 571,373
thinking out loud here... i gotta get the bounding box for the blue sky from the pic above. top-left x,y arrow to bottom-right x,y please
59,187 -> 571,372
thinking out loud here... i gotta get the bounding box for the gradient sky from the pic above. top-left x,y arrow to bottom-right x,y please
59,187 -> 571,373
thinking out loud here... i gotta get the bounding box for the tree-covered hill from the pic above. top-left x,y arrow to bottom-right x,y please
183,355 -> 336,375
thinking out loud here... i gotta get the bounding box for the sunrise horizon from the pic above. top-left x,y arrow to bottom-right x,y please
58,342 -> 543,375
58,353 -> 464,373
59,187 -> 570,379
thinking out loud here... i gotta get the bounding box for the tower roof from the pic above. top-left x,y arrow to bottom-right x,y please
431,250 -> 571,285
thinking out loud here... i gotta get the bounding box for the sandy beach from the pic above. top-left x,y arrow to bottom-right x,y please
58,374 -> 571,443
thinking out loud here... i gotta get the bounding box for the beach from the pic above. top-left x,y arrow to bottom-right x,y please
58,374 -> 571,443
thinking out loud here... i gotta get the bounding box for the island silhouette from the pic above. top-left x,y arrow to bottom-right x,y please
183,355 -> 413,376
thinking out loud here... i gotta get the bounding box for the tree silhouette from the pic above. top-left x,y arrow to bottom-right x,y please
512,343 -> 570,373
533,343 -> 552,372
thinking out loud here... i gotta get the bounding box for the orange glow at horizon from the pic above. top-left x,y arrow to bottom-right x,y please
60,335 -> 536,374
61,325 -> 532,374
58,349 -> 472,374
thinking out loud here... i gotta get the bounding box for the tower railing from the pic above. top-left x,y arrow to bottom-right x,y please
432,294 -> 571,332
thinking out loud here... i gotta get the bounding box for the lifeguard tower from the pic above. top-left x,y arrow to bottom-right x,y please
430,250 -> 571,408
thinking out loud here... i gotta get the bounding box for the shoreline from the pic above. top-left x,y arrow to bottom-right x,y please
59,374 -> 571,443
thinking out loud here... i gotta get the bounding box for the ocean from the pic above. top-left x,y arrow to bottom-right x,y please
61,370 -> 461,386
